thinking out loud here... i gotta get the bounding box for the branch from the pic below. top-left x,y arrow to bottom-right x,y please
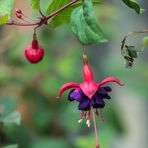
121,29 -> 148,49
46,0 -> 78,20
6,0 -> 78,28
6,20 -> 38,26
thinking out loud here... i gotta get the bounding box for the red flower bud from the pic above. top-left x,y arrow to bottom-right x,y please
15,8 -> 22,14
24,39 -> 44,64
15,12 -> 22,19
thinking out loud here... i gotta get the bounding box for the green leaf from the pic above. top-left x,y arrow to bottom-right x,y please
48,4 -> 80,28
2,145 -> 18,148
0,14 -> 8,24
0,0 -> 14,25
47,0 -> 70,15
126,45 -> 138,58
122,0 -> 144,14
46,0 -> 103,14
46,0 -> 72,27
47,0 -> 103,28
70,0 -> 107,45
121,45 -> 139,68
30,0 -> 40,10
141,36 -> 148,51
1,111 -> 21,126
122,45 -> 138,58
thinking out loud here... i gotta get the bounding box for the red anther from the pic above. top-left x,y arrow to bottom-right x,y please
100,114 -> 104,121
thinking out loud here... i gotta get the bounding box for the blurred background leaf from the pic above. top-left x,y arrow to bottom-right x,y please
3,144 -> 18,148
0,0 -> 14,24
1,111 -> 21,126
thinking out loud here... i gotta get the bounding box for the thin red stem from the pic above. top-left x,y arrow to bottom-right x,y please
6,20 -> 38,26
92,108 -> 99,148
46,0 -> 78,20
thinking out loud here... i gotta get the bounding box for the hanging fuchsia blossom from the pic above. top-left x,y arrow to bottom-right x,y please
57,54 -> 124,148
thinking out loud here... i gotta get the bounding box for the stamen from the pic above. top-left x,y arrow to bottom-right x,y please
81,111 -> 85,116
86,119 -> 91,127
95,109 -> 99,116
85,111 -> 87,117
78,119 -> 82,123
87,109 -> 91,120
100,114 -> 104,121
86,109 -> 91,127
100,110 -> 104,121
78,111 -> 85,123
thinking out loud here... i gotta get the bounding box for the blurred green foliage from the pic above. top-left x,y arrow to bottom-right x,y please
0,23 -> 122,148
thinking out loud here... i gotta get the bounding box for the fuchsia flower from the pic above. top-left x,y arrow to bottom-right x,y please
57,55 -> 124,148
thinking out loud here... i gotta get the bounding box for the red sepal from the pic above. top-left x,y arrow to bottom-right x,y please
57,82 -> 80,98
98,77 -> 124,87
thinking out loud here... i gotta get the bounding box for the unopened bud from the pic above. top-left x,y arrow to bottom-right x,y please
15,13 -> 22,19
15,8 -> 22,14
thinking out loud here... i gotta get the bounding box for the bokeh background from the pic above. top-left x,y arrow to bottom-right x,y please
0,0 -> 148,148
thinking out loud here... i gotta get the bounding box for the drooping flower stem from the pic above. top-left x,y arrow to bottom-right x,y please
92,108 -> 99,148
